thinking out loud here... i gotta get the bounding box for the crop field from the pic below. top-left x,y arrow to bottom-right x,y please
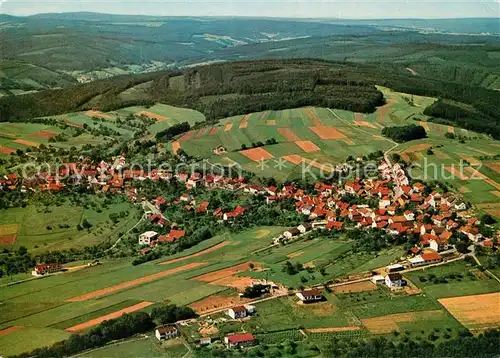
0,122 -> 63,155
439,292 -> 500,332
173,105 -> 399,179
0,200 -> 139,251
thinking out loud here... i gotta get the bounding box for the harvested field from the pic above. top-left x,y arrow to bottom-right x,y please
354,121 -> 377,129
0,234 -> 17,245
239,114 -> 250,129
65,301 -> 154,332
192,262 -> 260,283
160,242 -> 231,265
457,154 -> 481,165
266,120 -> 276,126
0,224 -> 19,235
295,140 -> 320,153
29,130 -> 57,139
306,326 -> 361,333
65,119 -> 84,128
0,325 -> 23,336
0,146 -> 16,154
405,144 -> 432,152
14,139 -> 39,147
189,295 -> 251,315
419,121 -> 430,131
309,126 -> 347,140
136,111 -> 166,121
224,123 -> 233,132
476,203 -> 500,218
239,147 -> 274,161
278,127 -> 301,141
282,155 -> 304,165
361,310 -> 444,334
171,141 -> 181,154
434,150 -> 450,159
444,166 -> 468,180
210,275 -> 255,291
304,108 -> 322,127
196,128 -> 208,138
333,281 -> 377,294
86,110 -> 113,120
179,131 -> 195,141
399,153 -> 411,162
439,292 -> 500,331
68,262 -> 207,301
485,162 -> 500,174
209,127 -> 219,136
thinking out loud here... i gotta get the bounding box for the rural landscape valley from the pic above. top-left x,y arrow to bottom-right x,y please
0,5 -> 500,358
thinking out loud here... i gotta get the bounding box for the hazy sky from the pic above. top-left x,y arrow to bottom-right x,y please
0,0 -> 498,18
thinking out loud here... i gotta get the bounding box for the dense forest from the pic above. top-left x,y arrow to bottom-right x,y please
1,59 -> 500,137
423,99 -> 500,139
382,124 -> 427,143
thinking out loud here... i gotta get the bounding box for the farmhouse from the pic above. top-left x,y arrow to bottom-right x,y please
224,333 -> 255,348
283,228 -> 300,239
32,263 -> 62,276
296,289 -> 323,303
155,325 -> 179,341
227,306 -> 247,319
297,223 -> 312,234
371,275 -> 386,285
138,231 -> 158,245
409,251 -> 442,267
385,273 -> 404,289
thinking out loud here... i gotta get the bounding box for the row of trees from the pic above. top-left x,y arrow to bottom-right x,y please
15,303 -> 197,358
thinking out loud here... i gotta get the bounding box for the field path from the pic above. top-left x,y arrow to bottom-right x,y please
66,301 -> 154,332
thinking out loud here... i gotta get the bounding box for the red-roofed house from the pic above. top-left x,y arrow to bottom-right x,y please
32,263 -> 62,276
224,333 -> 255,348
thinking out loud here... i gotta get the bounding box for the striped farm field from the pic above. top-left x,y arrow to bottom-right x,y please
239,114 -> 250,129
209,127 -> 219,136
0,145 -> 16,154
179,130 -> 195,141
135,110 -> 166,121
14,139 -> 39,147
278,127 -> 301,141
239,147 -> 274,161
361,310 -> 445,334
295,140 -> 320,153
224,123 -> 233,132
67,262 -> 207,301
309,126 -> 347,140
65,301 -> 154,332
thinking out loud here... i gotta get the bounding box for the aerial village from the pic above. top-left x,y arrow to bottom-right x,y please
2,153 -> 499,350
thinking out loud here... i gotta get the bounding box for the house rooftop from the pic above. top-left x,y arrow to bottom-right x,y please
227,333 -> 255,344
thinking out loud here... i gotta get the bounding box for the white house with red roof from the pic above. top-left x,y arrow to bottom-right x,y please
224,333 -> 255,348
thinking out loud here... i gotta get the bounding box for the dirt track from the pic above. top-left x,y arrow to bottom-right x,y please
67,262 -> 207,301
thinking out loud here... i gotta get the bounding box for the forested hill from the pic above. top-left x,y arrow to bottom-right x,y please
0,59 -> 499,138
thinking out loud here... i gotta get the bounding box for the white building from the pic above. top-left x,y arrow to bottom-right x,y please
155,326 -> 179,340
138,231 -> 158,245
385,273 -> 404,289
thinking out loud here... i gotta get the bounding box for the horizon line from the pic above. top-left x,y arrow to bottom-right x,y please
1,11 -> 498,21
